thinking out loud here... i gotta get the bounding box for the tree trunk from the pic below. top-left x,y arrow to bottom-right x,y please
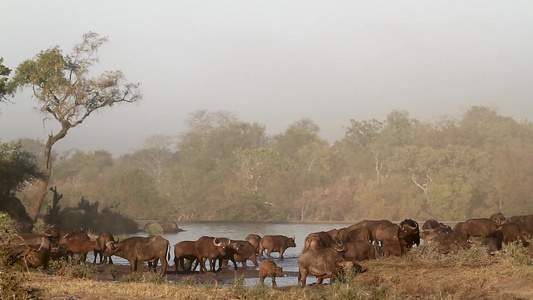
28,128 -> 69,220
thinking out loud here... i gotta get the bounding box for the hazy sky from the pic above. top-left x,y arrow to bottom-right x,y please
1,1 -> 532,156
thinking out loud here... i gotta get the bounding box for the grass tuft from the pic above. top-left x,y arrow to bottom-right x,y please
49,260 -> 96,279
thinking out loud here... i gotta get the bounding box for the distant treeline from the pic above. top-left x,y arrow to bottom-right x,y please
15,106 -> 533,222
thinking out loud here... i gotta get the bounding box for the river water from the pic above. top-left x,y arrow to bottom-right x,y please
88,221 -> 353,287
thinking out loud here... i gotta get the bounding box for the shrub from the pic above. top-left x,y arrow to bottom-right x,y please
144,223 -> 164,236
0,214 -> 34,299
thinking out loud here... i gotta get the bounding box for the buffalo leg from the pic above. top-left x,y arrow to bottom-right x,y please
160,257 -> 167,275
231,258 -> 238,270
271,276 -> 277,288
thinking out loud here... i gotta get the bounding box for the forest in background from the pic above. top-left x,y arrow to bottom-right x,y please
11,106 -> 533,222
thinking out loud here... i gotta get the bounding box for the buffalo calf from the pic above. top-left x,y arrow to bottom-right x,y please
259,261 -> 283,288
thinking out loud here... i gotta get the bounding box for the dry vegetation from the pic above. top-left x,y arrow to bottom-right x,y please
15,242 -> 533,300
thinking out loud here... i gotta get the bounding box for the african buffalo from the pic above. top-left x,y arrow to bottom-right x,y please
259,235 -> 296,260
9,234 -> 52,270
422,219 -> 449,230
501,222 -> 529,246
194,236 -> 233,273
302,232 -> 336,253
460,218 -> 500,239
425,232 -> 471,254
59,237 -> 101,262
104,235 -> 170,275
342,241 -> 376,262
399,219 -> 420,249
93,232 -> 114,264
297,246 -> 348,285
345,227 -> 371,243
174,241 -> 199,273
259,261 -> 283,288
453,222 -> 464,234
374,223 -> 403,255
482,237 -> 502,255
381,239 -> 403,257
245,234 -> 262,255
521,215 -> 533,238
231,240 -> 259,267
489,212 -> 507,226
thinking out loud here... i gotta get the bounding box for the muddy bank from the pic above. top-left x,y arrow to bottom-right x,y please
94,263 -> 300,286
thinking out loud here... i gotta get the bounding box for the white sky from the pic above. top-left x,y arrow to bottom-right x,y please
1,1 -> 532,156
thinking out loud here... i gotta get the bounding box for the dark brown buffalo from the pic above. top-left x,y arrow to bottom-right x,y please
174,241 -> 199,273
259,235 -> 296,260
345,227 -> 371,243
422,219 -> 449,230
521,215 -> 533,238
342,241 -> 376,262
336,227 -> 353,243
453,222 -> 464,234
194,236 -> 233,273
214,237 -> 239,271
500,222 -> 529,246
103,235 -> 170,275
460,218 -> 500,239
245,234 -> 262,255
482,237 -> 502,255
359,220 -> 394,241
337,220 -> 391,244
381,239 -> 403,257
507,215 -> 533,238
9,234 -> 52,270
93,232 -> 114,264
302,232 -> 336,253
426,232 -> 471,254
399,219 -> 420,249
489,212 -> 507,226
259,261 -> 283,288
59,237 -> 101,262
326,228 -> 340,241
374,223 -> 403,255
231,240 -> 259,267
297,246 -> 348,286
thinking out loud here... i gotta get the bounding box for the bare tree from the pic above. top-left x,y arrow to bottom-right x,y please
12,32 -> 142,219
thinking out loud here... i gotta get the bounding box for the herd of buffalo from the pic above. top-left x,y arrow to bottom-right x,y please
5,212 -> 533,286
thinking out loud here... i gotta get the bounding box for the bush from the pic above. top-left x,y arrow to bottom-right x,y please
144,223 -> 164,236
0,214 -> 34,299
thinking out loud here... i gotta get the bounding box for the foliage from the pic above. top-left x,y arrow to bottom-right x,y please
144,223 -> 163,236
0,215 -> 34,300
11,31 -> 141,219
0,142 -> 42,198
8,106 -> 533,222
0,57 -> 14,103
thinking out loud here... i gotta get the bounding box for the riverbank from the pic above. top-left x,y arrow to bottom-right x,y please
22,243 -> 533,300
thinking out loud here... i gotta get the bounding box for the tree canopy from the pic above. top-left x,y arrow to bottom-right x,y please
11,32 -> 142,219
16,106 -> 530,222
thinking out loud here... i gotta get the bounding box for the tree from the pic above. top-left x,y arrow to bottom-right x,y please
11,32 -> 142,219
0,142 -> 42,198
0,57 -> 14,104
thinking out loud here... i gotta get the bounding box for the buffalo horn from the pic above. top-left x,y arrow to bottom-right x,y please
106,241 -> 116,250
214,238 -> 222,247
